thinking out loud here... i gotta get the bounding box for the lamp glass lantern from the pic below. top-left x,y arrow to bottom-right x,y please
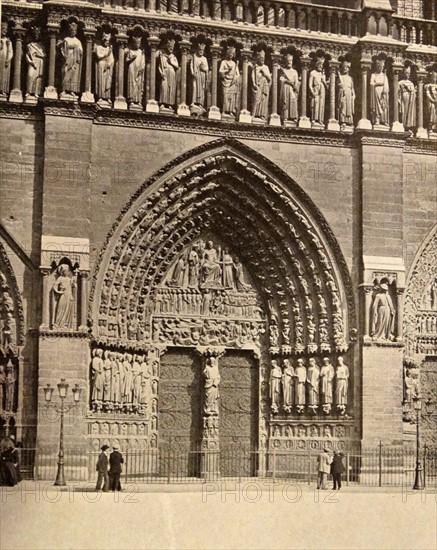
57,379 -> 69,399
71,383 -> 81,403
43,384 -> 54,402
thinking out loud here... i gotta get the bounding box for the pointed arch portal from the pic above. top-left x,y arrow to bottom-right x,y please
88,139 -> 357,475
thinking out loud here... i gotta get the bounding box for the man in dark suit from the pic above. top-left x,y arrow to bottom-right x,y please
96,444 -> 109,492
330,450 -> 346,490
109,446 -> 124,491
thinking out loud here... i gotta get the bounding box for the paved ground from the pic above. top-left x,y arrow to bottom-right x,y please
1,481 -> 436,549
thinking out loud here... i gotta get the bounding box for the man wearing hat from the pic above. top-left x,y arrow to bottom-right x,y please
316,447 -> 332,490
109,445 -> 124,491
96,445 -> 110,492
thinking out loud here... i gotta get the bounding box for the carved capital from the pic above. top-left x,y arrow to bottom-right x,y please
196,346 -> 226,358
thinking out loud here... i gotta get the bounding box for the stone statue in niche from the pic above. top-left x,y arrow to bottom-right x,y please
4,360 -> 15,412
159,37 -> 179,112
51,263 -> 76,329
94,30 -> 114,107
307,358 -> 320,414
282,359 -> 295,413
270,360 -> 282,414
25,26 -> 46,101
222,249 -> 235,289
0,21 -> 13,99
371,281 -> 395,341
60,21 -> 83,98
425,69 -> 437,135
201,241 -> 222,288
279,52 -> 300,125
122,353 -> 133,411
398,63 -> 416,130
309,56 -> 327,127
319,357 -> 335,414
219,45 -> 241,119
132,354 -> 142,411
337,60 -> 355,130
251,49 -> 271,121
234,259 -> 251,291
403,365 -> 420,406
91,348 -> 104,411
203,355 -> 220,416
430,277 -> 437,310
295,358 -> 307,413
190,40 -> 209,116
111,353 -> 122,410
370,56 -> 389,127
126,34 -> 145,110
102,350 -> 112,408
335,356 -> 349,414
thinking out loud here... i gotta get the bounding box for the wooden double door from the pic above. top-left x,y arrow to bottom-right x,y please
158,348 -> 258,477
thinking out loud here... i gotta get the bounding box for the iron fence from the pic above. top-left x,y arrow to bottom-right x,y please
7,444 -> 437,487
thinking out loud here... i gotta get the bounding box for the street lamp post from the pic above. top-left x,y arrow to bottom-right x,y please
43,379 -> 81,486
412,394 -> 423,491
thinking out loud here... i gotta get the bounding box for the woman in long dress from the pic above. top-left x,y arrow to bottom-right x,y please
190,42 -> 208,111
370,58 -> 389,126
371,283 -> 395,340
26,27 -> 46,98
52,264 -> 75,329
219,46 -> 240,117
60,22 -> 83,96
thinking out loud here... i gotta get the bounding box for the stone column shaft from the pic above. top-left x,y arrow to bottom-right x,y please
298,56 -> 311,128
81,33 -> 95,103
239,49 -> 251,123
44,30 -> 58,99
114,36 -> 128,110
208,45 -> 221,120
269,53 -> 281,126
146,37 -> 160,113
327,60 -> 340,130
356,61 -> 372,130
391,67 -> 404,131
10,31 -> 24,103
416,70 -> 428,138
177,41 -> 190,116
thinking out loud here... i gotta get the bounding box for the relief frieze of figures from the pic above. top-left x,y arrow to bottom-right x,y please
0,271 -> 17,355
268,421 -> 354,451
90,346 -> 159,418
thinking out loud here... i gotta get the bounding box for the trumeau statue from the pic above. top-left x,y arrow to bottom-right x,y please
51,263 -> 76,329
25,26 -> 46,100
425,69 -> 437,134
279,53 -> 300,124
219,45 -> 240,118
159,37 -> 179,111
190,41 -> 209,115
335,356 -> 349,414
398,64 -> 416,129
0,21 -> 13,98
126,35 -> 145,109
309,56 -> 327,127
94,31 -> 114,106
4,360 -> 15,412
370,56 -> 389,126
203,355 -> 220,416
251,49 -> 271,121
337,60 -> 355,130
371,281 -> 395,340
60,21 -> 83,97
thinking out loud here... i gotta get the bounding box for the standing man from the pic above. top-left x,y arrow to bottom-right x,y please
95,444 -> 109,492
109,446 -> 124,491
330,450 -> 345,490
316,448 -> 332,490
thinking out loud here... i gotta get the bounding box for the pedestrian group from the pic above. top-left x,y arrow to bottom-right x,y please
96,444 -> 124,492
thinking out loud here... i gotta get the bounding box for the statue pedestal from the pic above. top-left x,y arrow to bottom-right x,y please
80,91 -> 95,104
9,89 -> 23,103
114,96 -> 128,110
298,116 -> 311,129
145,99 -> 159,113
44,86 -> 58,100
283,119 -> 297,128
24,94 -> 39,105
356,117 -> 372,130
390,121 -> 404,132
415,126 -> 428,139
238,109 -> 252,123
269,113 -> 281,126
208,106 -> 221,120
200,448 -> 220,481
177,103 -> 190,117
327,118 -> 340,131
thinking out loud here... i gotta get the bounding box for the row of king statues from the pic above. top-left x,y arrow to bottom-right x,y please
1,20 -> 437,133
269,356 -> 349,415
